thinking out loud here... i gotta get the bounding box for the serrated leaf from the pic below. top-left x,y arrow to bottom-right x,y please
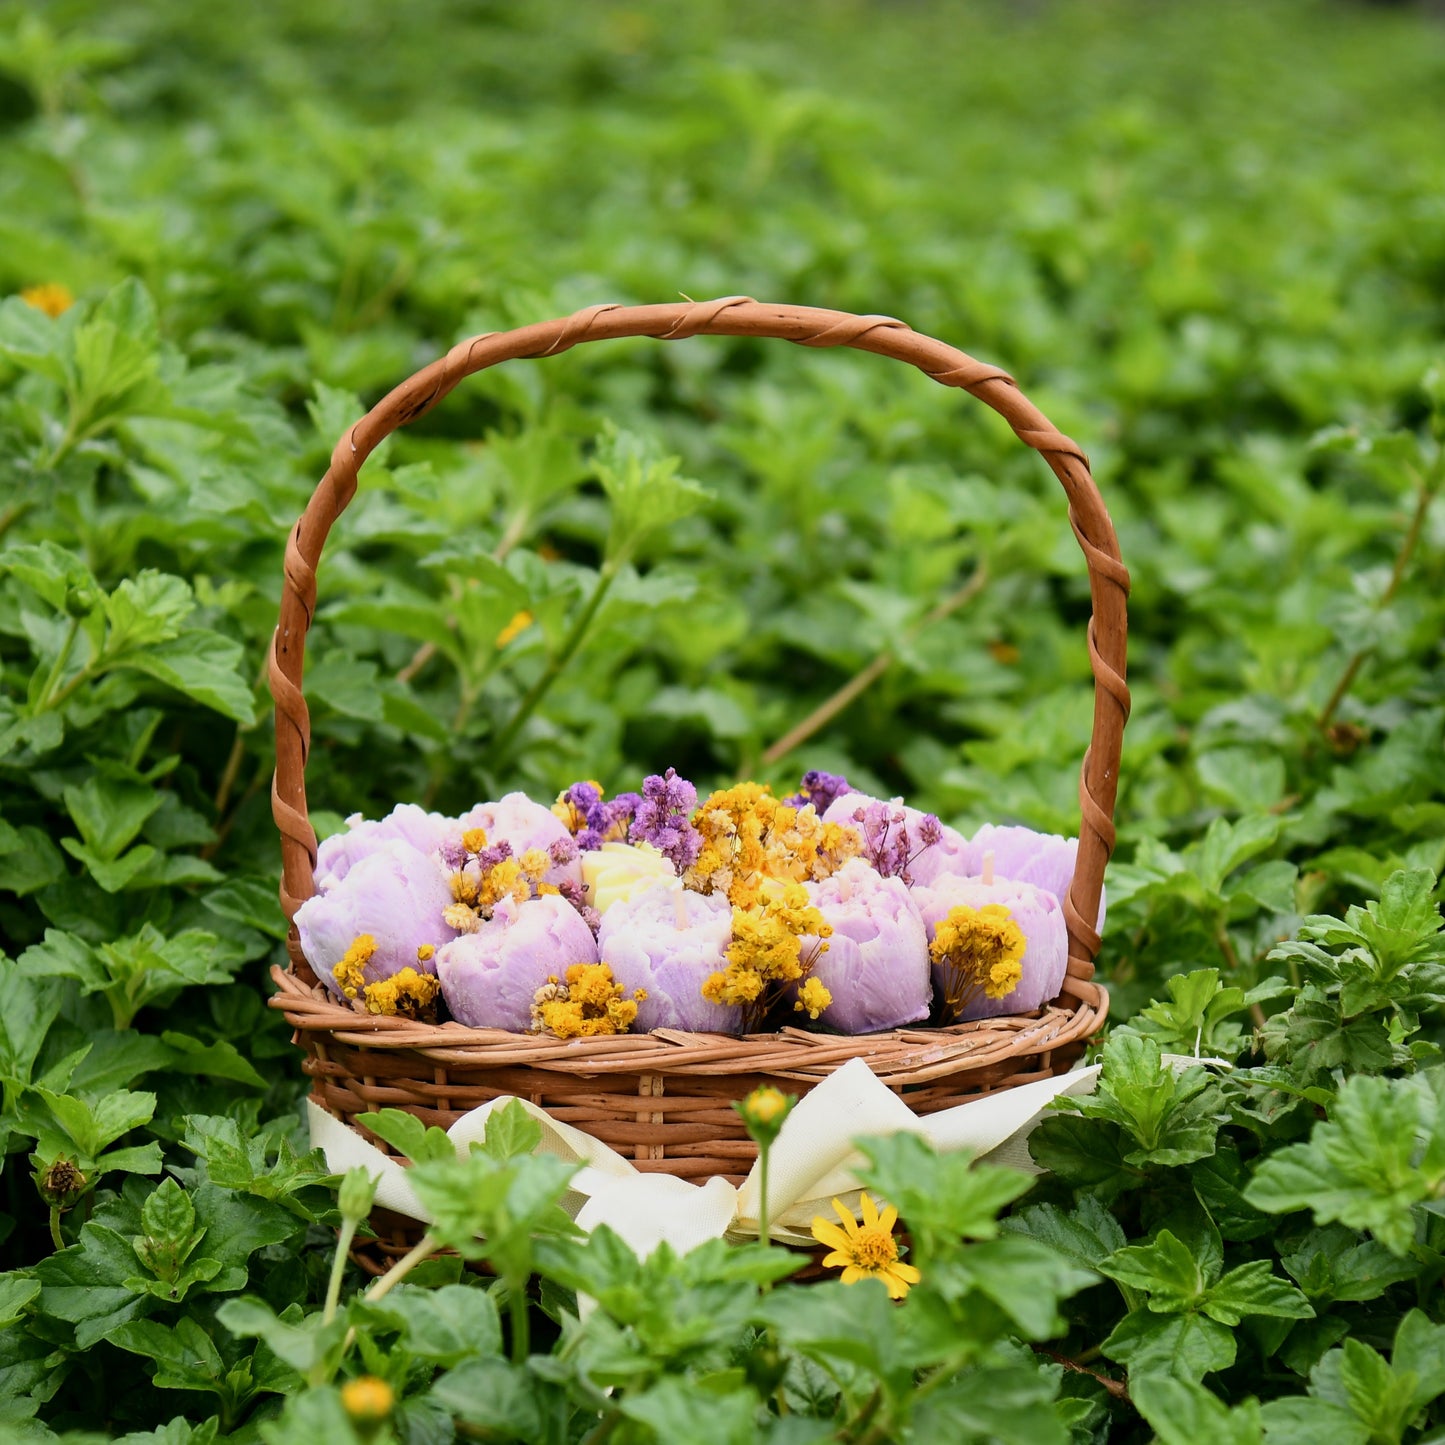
358,1108 -> 457,1165
118,630 -> 256,723
1102,1307 -> 1236,1383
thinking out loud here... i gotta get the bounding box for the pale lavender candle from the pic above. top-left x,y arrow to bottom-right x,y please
436,892 -> 599,1030
455,792 -> 585,892
314,803 -> 454,891
598,886 -> 741,1033
297,840 -> 458,1000
801,858 -> 932,1033
914,855 -> 1068,1020
957,824 -> 1105,933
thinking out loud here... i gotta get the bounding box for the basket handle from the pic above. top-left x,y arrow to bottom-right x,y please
270,298 -> 1130,1001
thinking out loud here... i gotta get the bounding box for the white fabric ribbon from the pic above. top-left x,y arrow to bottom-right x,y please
309,1056 -> 1102,1255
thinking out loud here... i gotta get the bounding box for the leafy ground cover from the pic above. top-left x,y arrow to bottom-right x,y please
1,0 -> 1444,1438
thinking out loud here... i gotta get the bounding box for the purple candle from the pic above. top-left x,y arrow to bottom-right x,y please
314,803 -> 454,891
914,855 -> 1068,1021
801,859 -> 932,1033
297,840 -> 458,1001
436,892 -> 599,1031
598,886 -> 742,1034
820,791 -> 969,888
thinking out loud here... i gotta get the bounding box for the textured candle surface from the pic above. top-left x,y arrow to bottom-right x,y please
956,824 -> 1106,932
437,892 -> 600,1030
582,841 -> 681,915
457,792 -> 584,891
803,859 -> 932,1033
298,840 -> 458,998
599,886 -> 741,1033
915,874 -> 1067,1019
314,803 -> 453,892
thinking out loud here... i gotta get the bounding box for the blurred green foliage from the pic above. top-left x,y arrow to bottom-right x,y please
1,0 -> 1445,1436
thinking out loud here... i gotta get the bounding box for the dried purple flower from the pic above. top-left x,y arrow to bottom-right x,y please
783,770 -> 852,815
550,837 -> 578,866
555,780 -> 638,852
823,791 -> 969,888
628,768 -> 701,874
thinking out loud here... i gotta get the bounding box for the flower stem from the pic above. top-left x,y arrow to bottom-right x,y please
757,1143 -> 772,1250
1318,453 -> 1442,731
322,1217 -> 361,1326
761,564 -> 986,766
508,1276 -> 531,1363
490,560 -> 618,761
34,617 -> 81,710
49,1205 -> 63,1252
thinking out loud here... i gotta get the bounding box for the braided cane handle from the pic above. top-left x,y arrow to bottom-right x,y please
270,298 -> 1130,994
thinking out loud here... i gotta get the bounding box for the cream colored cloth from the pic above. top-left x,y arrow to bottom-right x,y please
308,1055 -> 1102,1254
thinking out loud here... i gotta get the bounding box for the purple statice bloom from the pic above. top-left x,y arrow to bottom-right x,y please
556,781 -> 639,853
956,824 -> 1106,934
297,840 -> 459,1000
820,791 -> 969,888
783,770 -> 852,815
800,859 -> 932,1033
598,887 -> 741,1034
314,804 -> 454,892
436,893 -> 599,1031
456,792 -> 583,891
628,768 -> 701,874
555,878 -> 603,936
914,874 -> 1069,1021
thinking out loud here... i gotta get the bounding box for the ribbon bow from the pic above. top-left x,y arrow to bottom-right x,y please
309,1057 -> 1101,1259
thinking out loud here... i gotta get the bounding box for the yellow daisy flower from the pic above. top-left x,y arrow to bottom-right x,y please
810,1192 -> 921,1300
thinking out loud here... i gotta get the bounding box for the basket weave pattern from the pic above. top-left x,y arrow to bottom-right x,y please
268,299 -> 1130,1242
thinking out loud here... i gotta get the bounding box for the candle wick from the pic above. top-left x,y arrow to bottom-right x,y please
982,850 -> 994,887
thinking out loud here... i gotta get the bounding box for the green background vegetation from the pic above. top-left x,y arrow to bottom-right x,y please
1,1 -> 1444,1439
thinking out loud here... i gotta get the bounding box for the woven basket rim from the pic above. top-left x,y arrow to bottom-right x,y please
270,962 -> 1108,1084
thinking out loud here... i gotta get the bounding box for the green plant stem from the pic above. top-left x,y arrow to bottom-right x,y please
757,1143 -> 771,1251
508,1275 -> 531,1364
0,499 -> 32,543
323,1218 -> 361,1326
1318,456 -> 1442,731
338,1233 -> 441,1362
49,1205 -> 63,1251
490,559 -> 618,761
761,563 -> 987,767
34,616 -> 81,710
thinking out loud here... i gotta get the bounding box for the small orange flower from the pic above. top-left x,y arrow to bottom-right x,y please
340,1375 -> 394,1421
495,610 -> 534,648
19,283 -> 74,317
811,1192 -> 920,1300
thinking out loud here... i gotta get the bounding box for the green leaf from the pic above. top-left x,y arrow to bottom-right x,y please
1060,1034 -> 1224,1167
103,572 -> 195,652
476,1097 -> 544,1162
855,1131 -> 1034,1248
429,1356 -> 548,1440
1101,1308 -> 1236,1384
35,1087 -> 156,1158
118,630 -> 256,723
110,1317 -> 226,1395
351,1282 -> 503,1366
1201,1260 -> 1312,1327
216,1297 -> 346,1377
0,957 -> 64,1087
358,1107 -> 456,1165
1001,1194 -> 1127,1273
909,1363 -> 1069,1445
63,771 -> 165,862
0,1277 -> 40,1329
620,1376 -> 760,1445
595,423 -> 713,564
1100,1230 -> 1209,1312
1131,1375 -> 1264,1445
1256,1396 -> 1369,1445
1245,1072 -> 1445,1255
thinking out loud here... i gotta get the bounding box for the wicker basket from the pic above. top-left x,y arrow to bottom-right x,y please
268,298 -> 1130,1257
